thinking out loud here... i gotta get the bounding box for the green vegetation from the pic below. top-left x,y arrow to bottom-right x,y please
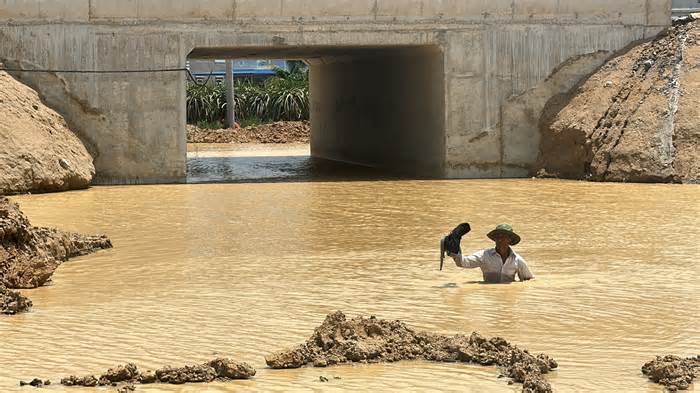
186,63 -> 309,127
193,119 -> 224,130
236,117 -> 263,128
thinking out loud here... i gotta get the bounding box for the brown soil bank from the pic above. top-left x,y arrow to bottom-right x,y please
642,355 -> 700,391
535,20 -> 700,183
266,311 -> 557,393
59,359 -> 255,387
0,71 -> 95,194
0,197 -> 111,314
187,121 -> 310,143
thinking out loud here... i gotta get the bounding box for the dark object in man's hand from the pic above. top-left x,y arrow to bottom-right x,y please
439,223 -> 471,270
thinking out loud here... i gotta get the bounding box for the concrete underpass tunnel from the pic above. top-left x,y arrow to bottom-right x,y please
187,45 -> 446,179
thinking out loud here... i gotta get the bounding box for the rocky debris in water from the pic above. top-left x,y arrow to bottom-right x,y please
535,19 -> 700,183
642,355 -> 700,391
19,378 -> 48,387
99,363 -> 139,385
265,311 -> 556,393
116,383 -> 136,393
0,71 -> 95,195
0,284 -> 32,314
187,121 -> 310,144
61,375 -> 99,387
155,364 -> 217,384
137,370 -> 156,384
59,358 -> 255,388
208,358 -> 257,380
0,197 -> 112,314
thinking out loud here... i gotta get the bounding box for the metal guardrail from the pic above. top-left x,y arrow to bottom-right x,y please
672,7 -> 700,16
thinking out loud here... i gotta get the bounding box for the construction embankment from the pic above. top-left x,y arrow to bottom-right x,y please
535,19 -> 700,183
0,71 -> 96,195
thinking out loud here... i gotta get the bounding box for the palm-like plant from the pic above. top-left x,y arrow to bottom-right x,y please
186,63 -> 310,127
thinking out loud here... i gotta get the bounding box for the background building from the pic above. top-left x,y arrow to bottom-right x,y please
186,59 -> 290,83
672,0 -> 700,15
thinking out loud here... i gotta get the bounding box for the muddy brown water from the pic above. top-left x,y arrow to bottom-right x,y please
1,144 -> 698,392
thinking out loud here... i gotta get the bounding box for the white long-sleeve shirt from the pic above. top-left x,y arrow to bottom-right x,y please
450,248 -> 533,283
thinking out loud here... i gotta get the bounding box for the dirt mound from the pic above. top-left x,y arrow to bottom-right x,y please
642,355 -> 700,391
0,197 -> 112,314
265,311 -> 557,393
60,359 -> 255,387
0,71 -> 95,195
535,20 -> 700,183
19,379 -> 50,387
187,121 -> 310,143
0,284 -> 32,314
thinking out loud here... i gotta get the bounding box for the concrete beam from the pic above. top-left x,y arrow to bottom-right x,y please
0,0 -> 672,26
0,0 -> 89,21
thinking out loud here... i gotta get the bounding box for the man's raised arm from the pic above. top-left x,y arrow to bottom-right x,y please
450,250 -> 485,269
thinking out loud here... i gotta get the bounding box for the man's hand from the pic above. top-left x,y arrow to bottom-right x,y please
444,223 -> 471,255
440,223 -> 470,271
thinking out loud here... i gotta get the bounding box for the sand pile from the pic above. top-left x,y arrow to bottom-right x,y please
187,121 -> 310,143
536,19 -> 700,183
265,311 -> 557,393
0,197 -> 111,314
0,71 -> 95,194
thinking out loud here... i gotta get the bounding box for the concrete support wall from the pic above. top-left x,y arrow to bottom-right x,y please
0,0 -> 672,183
310,47 -> 445,176
442,24 -> 667,178
1,25 -> 186,184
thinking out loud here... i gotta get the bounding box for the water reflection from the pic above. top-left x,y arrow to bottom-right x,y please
187,143 -> 399,183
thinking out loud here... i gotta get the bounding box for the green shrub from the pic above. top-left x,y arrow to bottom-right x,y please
194,119 -> 224,129
186,65 -> 309,127
186,82 -> 227,125
237,117 -> 263,128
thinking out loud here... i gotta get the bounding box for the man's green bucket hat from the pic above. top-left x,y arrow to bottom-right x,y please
487,223 -> 521,246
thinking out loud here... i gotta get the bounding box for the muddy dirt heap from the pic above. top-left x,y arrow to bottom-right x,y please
19,378 -> 50,387
0,71 -> 95,195
0,197 -> 111,313
266,311 -> 557,393
60,359 -> 255,387
0,284 -> 32,315
642,355 -> 700,391
187,121 -> 310,143
536,20 -> 700,183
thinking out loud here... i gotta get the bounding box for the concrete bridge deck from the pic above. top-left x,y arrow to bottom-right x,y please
0,0 -> 671,183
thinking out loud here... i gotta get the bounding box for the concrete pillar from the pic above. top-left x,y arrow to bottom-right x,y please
225,59 -> 235,127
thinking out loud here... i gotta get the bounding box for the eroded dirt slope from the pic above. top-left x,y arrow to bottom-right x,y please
0,71 -> 95,194
536,20 -> 700,183
0,197 -> 111,314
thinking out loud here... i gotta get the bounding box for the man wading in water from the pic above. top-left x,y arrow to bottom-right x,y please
447,224 -> 533,283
